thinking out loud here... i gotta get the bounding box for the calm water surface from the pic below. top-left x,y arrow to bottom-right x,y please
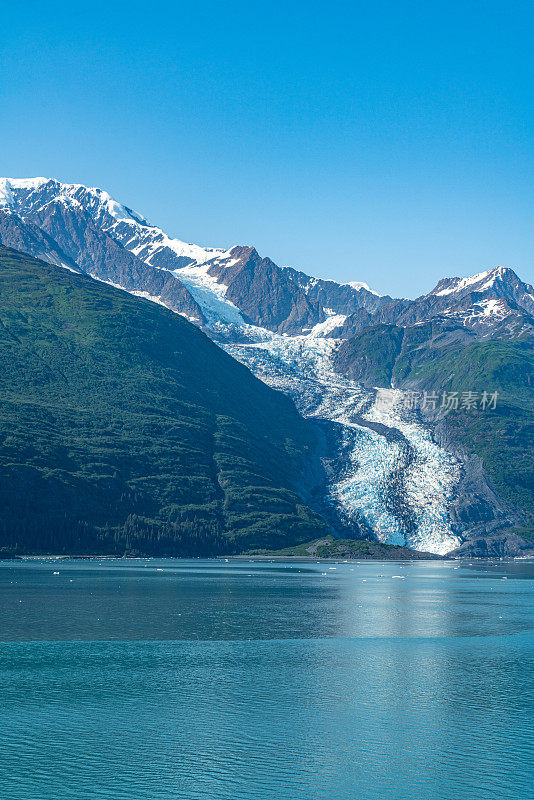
0,558 -> 533,799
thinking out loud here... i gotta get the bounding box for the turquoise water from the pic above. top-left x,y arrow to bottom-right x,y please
0,558 -> 533,800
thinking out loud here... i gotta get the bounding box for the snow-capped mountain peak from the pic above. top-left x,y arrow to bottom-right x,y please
0,176 -> 227,268
424,265 -> 534,324
0,177 -> 50,207
429,266 -> 520,297
2,177 -> 532,336
344,280 -> 379,295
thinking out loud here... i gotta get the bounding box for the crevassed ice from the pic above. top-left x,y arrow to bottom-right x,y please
139,257 -> 463,554
224,330 -> 462,555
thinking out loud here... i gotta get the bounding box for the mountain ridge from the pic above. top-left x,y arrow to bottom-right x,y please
1,177 -> 533,340
1,177 -> 532,555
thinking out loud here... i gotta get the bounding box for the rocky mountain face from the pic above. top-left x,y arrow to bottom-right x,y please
0,179 -> 205,322
1,177 -> 533,339
1,177 -> 532,556
203,246 -> 326,333
337,268 -> 534,339
281,265 -> 389,320
0,208 -> 81,273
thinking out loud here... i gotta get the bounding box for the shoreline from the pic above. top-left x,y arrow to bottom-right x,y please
0,553 -> 529,562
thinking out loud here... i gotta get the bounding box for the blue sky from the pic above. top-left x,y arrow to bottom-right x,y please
1,0 -> 533,296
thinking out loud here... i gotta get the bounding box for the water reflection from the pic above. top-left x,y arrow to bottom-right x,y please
0,558 -> 533,641
0,559 -> 533,800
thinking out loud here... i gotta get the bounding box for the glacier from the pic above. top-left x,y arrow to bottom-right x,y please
222,329 -> 462,555
0,176 -> 482,554
158,259 -> 463,554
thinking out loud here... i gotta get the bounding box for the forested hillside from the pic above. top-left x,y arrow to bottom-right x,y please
0,247 -> 327,555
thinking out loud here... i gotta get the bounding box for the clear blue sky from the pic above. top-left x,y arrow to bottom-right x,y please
2,0 -> 533,297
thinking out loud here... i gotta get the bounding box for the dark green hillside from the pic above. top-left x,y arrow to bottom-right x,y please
255,535 -> 439,559
412,339 -> 534,528
0,246 -> 328,555
332,324 -> 404,386
399,335 -> 534,399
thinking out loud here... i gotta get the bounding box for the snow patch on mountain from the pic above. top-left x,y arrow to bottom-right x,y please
0,177 -> 49,206
429,266 -> 523,298
174,263 -> 245,326
474,298 -> 510,317
129,228 -> 228,267
432,270 -> 491,296
0,180 -> 14,207
345,280 -> 379,295
305,314 -> 347,337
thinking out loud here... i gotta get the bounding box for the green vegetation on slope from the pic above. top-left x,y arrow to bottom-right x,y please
0,247 -> 328,556
333,324 -> 404,386
255,535 -> 438,559
417,340 -> 534,524
401,335 -> 534,401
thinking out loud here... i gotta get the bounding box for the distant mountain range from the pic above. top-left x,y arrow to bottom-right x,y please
2,177 -> 533,339
0,177 -> 532,556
